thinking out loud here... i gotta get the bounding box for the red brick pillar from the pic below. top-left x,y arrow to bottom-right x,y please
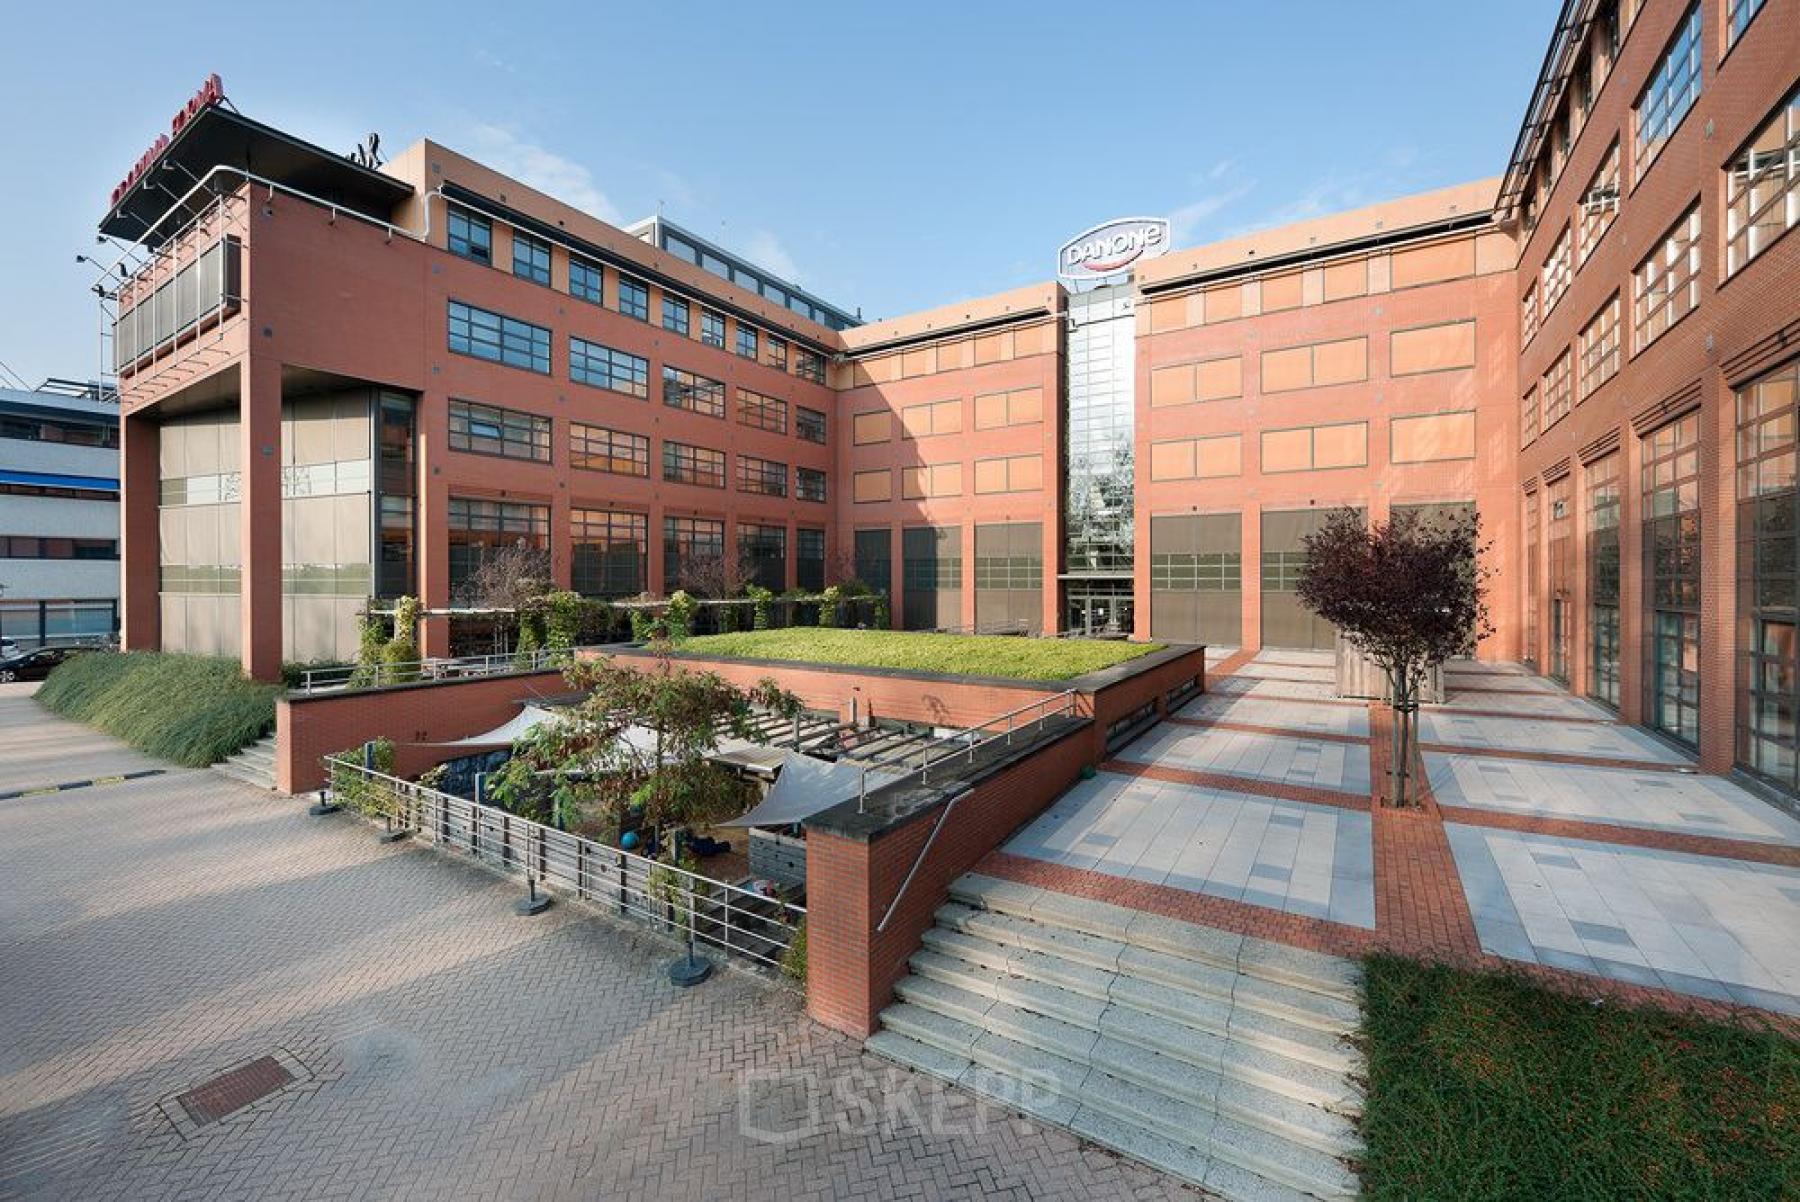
804,828 -> 879,1037
120,408 -> 161,652
239,355 -> 283,681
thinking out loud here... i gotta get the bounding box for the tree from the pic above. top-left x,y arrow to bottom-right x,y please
455,539 -> 553,610
1295,506 -> 1493,806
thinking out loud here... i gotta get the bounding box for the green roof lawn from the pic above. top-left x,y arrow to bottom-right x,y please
674,628 -> 1162,681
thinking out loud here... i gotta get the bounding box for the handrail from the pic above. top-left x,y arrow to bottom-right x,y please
294,646 -> 593,693
869,689 -> 1081,934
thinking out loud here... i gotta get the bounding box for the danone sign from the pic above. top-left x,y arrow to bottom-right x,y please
1057,216 -> 1171,282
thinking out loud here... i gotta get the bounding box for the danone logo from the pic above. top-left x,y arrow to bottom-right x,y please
1057,216 -> 1171,281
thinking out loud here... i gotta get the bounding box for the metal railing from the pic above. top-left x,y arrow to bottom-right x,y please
857,689 -> 1080,803
326,761 -> 805,970
866,690 -> 1083,936
294,647 -> 591,693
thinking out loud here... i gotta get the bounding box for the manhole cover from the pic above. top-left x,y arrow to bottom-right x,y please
159,1050 -> 309,1139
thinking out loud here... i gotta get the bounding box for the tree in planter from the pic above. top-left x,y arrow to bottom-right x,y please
1295,507 -> 1493,806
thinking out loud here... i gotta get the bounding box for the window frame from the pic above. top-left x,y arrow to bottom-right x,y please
570,336 -> 649,398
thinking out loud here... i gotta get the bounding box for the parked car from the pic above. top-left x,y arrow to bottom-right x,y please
0,636 -> 17,658
0,646 -> 75,683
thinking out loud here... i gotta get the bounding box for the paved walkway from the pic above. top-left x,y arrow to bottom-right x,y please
0,682 -> 167,796
992,651 -> 1800,1021
0,690 -> 1192,1201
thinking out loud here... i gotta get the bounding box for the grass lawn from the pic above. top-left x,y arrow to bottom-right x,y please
36,651 -> 279,767
1359,954 -> 1800,1200
674,628 -> 1162,681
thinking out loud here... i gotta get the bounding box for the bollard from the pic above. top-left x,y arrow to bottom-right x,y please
308,785 -> 340,817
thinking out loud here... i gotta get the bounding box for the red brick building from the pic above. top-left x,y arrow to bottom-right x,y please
102,0 -> 1800,799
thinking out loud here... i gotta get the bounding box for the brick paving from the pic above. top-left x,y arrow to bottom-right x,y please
0,693 -> 1195,1201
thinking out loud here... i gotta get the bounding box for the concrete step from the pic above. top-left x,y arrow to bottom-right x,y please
212,736 -> 278,791
947,873 -> 1361,1004
871,1012 -> 1358,1200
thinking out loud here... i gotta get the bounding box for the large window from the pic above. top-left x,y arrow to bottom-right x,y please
1736,361 -> 1799,790
512,230 -> 551,285
854,528 -> 891,595
0,536 -> 118,560
1522,385 -> 1540,448
1541,225 -> 1573,314
448,399 -> 551,461
700,309 -> 726,349
662,441 -> 725,488
618,275 -> 649,321
1633,204 -> 1701,351
737,389 -> 788,434
571,338 -> 648,398
663,366 -> 725,418
735,323 -> 759,360
449,301 -> 550,373
1545,350 -> 1574,431
569,256 -> 603,304
796,527 -> 826,592
1587,454 -> 1622,708
764,336 -> 789,372
664,516 -> 724,594
1521,283 -> 1540,347
1577,295 -> 1621,400
1728,0 -> 1766,47
1643,412 -> 1702,745
1635,5 -> 1701,174
447,497 -> 549,595
447,207 -> 491,265
736,454 -> 788,498
0,414 -> 118,447
739,524 -> 787,592
796,466 -> 827,503
796,348 -> 825,384
663,295 -> 690,336
569,423 -> 649,477
796,406 -> 827,444
1548,477 -> 1574,683
571,509 -> 647,598
1725,84 -> 1800,278
1577,141 -> 1621,263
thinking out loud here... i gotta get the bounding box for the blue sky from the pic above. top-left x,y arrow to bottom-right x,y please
0,0 -> 1556,386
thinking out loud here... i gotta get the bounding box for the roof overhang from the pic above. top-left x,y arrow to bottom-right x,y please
99,104 -> 414,248
1495,0 -> 1597,221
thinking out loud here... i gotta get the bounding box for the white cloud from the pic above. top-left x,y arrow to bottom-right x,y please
744,230 -> 802,284
466,124 -> 618,223
1167,161 -> 1257,246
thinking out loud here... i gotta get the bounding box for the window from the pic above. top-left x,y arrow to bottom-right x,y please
1543,349 -> 1573,429
796,527 -> 826,592
0,415 -> 118,447
1147,435 -> 1243,480
854,528 -> 891,594
1728,0 -> 1766,47
737,454 -> 788,497
1259,422 -> 1369,472
569,423 -> 649,477
1635,5 -> 1701,174
1259,337 -> 1367,392
737,389 -> 789,434
1521,283 -> 1541,346
447,207 -> 491,265
1390,412 -> 1477,463
1522,385 -> 1540,448
664,516 -> 724,593
1150,357 -> 1242,407
1578,141 -> 1621,263
571,509 -> 647,598
448,399 -> 551,461
735,323 -> 759,360
1642,411 -> 1702,745
902,463 -> 965,498
1736,361 -> 1799,787
1633,204 -> 1701,350
972,454 -> 1044,494
852,411 -> 892,445
1390,322 -> 1477,376
853,469 -> 892,503
618,275 -> 649,321
662,366 -> 726,418
795,348 -> 825,384
1725,84 -> 1800,277
1578,295 -> 1622,399
902,399 -> 962,439
764,335 -> 789,371
449,301 -> 550,373
700,309 -> 726,349
662,294 -> 690,335
974,388 -> 1045,429
1541,224 -> 1573,314
1588,453 -> 1622,709
512,230 -> 551,285
796,466 -> 827,502
447,497 -> 549,595
569,256 -> 603,304
796,406 -> 827,445
662,441 -> 725,488
571,338 -> 649,397
0,536 -> 118,560
739,524 -> 786,592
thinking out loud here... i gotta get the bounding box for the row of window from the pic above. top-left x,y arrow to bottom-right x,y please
0,415 -> 119,448
446,206 -> 828,382
0,535 -> 119,560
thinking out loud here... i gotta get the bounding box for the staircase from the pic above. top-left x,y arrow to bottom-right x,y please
213,733 -> 278,792
866,873 -> 1364,1201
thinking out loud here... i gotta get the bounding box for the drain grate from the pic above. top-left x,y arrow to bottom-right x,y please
159,1050 -> 309,1138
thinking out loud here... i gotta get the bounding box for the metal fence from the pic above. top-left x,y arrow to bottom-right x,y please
325,761 -> 806,971
855,688 -> 1080,808
295,648 -> 583,694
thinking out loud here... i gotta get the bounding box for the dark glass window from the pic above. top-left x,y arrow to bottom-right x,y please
0,536 -> 118,559
663,295 -> 690,336
569,256 -> 603,303
1642,412 -> 1701,745
447,207 -> 492,265
796,527 -> 826,592
735,323 -> 759,360
737,389 -> 788,434
796,406 -> 827,444
572,509 -> 647,598
571,337 -> 648,397
570,423 -> 649,477
662,441 -> 725,488
701,309 -> 726,348
664,516 -> 724,594
739,523 -> 787,592
737,454 -> 787,498
618,275 -> 649,321
796,349 -> 826,385
448,399 -> 551,461
796,466 -> 827,503
663,366 -> 726,418
447,496 -> 549,596
854,528 -> 891,594
512,231 -> 551,285
0,415 -> 119,448
448,301 -> 550,373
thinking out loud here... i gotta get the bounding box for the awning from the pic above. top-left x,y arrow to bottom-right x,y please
432,704 -> 563,747
718,752 -> 905,829
0,469 -> 118,491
